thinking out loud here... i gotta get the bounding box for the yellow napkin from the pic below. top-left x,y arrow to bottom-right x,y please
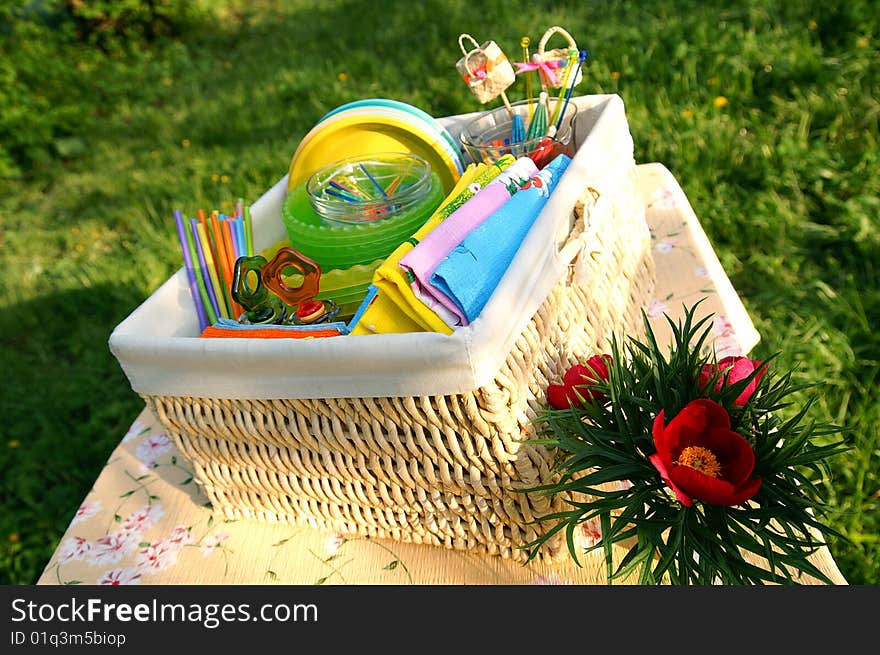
353,155 -> 516,335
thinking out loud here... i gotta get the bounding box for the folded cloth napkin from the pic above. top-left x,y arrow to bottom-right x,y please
399,157 -> 539,326
430,153 -> 572,325
400,156 -> 539,285
351,156 -> 516,336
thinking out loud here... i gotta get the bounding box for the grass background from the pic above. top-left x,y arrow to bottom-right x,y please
1,0 -> 877,584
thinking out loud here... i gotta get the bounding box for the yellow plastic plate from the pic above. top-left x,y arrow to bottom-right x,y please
288,112 -> 460,193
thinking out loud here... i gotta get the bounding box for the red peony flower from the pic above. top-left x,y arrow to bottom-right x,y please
648,399 -> 762,507
547,355 -> 613,409
699,356 -> 766,406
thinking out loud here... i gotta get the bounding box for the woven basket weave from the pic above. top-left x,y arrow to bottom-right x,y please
141,160 -> 655,563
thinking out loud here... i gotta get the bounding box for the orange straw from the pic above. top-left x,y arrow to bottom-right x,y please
220,219 -> 244,318
209,213 -> 239,318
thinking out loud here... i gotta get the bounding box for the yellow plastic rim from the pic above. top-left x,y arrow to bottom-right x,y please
288,112 -> 461,193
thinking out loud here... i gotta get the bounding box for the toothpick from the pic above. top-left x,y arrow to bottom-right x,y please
521,36 -> 533,122
500,90 -> 515,118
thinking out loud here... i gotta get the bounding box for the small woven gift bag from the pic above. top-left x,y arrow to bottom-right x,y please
534,25 -> 583,91
455,33 -> 516,104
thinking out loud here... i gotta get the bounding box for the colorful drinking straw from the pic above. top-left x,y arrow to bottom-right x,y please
242,202 -> 254,257
174,209 -> 209,331
196,221 -> 230,319
184,216 -> 217,326
554,50 -> 588,133
191,218 -> 221,322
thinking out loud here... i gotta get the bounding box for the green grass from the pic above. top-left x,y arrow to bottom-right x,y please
1,0 -> 877,584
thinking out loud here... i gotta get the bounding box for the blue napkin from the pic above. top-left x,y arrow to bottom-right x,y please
429,154 -> 571,324
213,317 -> 350,334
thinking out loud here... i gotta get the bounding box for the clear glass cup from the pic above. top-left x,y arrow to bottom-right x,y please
459,97 -> 579,168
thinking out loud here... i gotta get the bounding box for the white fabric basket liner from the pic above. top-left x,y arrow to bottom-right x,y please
109,95 -> 637,399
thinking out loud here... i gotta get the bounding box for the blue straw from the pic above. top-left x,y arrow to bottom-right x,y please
234,216 -> 247,261
556,50 -> 589,132
325,188 -> 359,203
359,163 -> 387,198
328,180 -> 362,201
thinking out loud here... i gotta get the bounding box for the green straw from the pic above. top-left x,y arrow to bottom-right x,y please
184,216 -> 218,325
549,49 -> 578,129
243,201 -> 254,257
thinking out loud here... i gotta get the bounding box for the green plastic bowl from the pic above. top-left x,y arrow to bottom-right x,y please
281,173 -> 444,270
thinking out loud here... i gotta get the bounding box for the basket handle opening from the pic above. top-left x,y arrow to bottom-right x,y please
537,25 -> 577,54
458,33 -> 483,77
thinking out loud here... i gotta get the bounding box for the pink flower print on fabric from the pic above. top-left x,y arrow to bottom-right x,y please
711,315 -> 743,358
325,533 -> 346,556
578,519 -> 603,550
654,237 -> 678,254
136,525 -> 193,574
99,568 -> 142,586
167,526 -> 195,546
58,536 -> 92,563
89,532 -> 140,567
694,265 -> 710,279
136,541 -> 179,574
714,336 -> 743,359
122,419 -> 148,443
135,433 -> 173,468
650,186 -> 680,210
712,315 -> 735,338
120,504 -> 164,534
71,499 -> 102,526
199,532 -> 230,557
646,298 -> 669,320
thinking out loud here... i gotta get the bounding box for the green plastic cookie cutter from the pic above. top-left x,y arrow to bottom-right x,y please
231,255 -> 285,325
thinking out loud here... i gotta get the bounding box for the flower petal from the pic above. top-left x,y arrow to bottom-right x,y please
564,363 -> 596,387
669,464 -> 760,506
669,464 -> 739,506
547,384 -> 572,410
649,454 -> 693,506
563,356 -> 612,398
652,410 -> 676,469
700,427 -> 756,484
585,354 -> 612,381
665,398 -> 731,456
718,357 -> 766,406
730,476 -> 763,505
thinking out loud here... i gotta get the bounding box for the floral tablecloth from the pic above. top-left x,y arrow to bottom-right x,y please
37,163 -> 846,585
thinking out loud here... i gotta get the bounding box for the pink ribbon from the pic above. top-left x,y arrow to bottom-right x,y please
514,56 -> 563,87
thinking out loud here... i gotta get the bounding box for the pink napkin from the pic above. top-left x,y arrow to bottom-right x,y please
430,154 -> 571,325
399,157 -> 539,323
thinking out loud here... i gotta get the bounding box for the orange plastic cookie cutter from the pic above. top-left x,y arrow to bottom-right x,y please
261,246 -> 322,307
261,246 -> 340,325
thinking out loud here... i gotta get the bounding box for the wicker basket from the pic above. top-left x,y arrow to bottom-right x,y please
110,95 -> 655,562
142,177 -> 653,564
